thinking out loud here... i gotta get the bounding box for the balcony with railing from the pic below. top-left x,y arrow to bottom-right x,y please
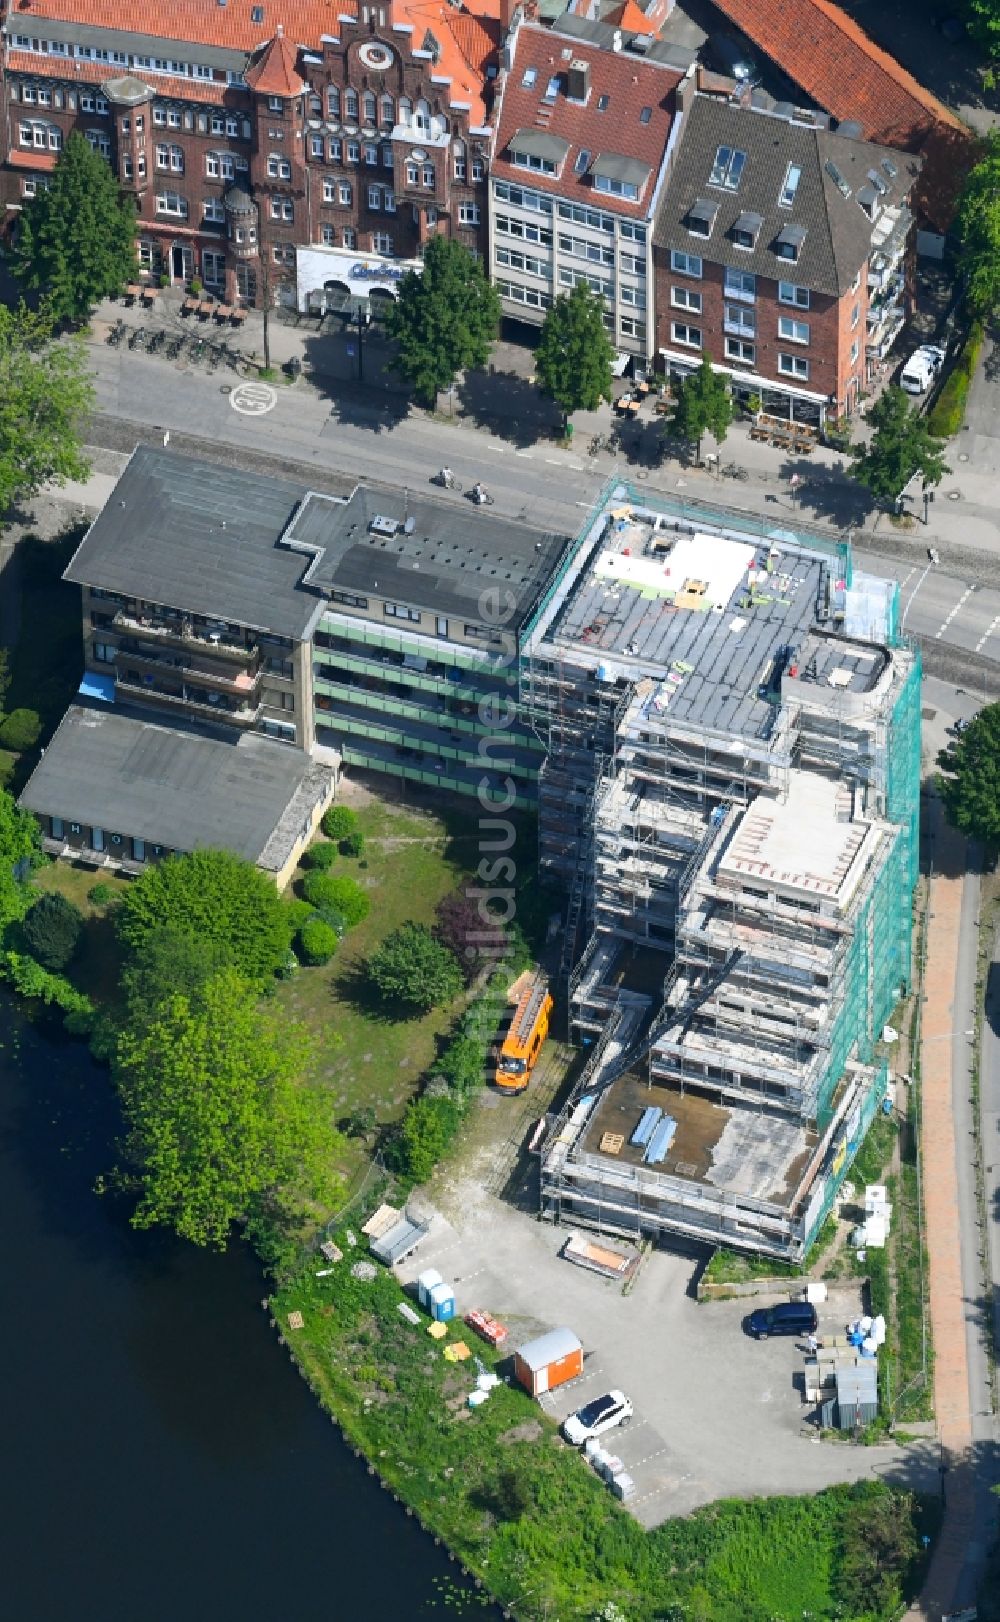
115,673 -> 263,727
116,641 -> 263,696
113,608 -> 259,663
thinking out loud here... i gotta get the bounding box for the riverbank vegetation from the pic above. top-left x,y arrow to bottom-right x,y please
273,1239 -> 936,1622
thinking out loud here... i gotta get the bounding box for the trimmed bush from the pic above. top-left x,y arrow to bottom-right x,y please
367,921 -> 463,1012
321,804 -> 359,842
0,707 -> 42,753
926,324 -> 983,438
302,840 -> 338,870
314,906 -> 348,937
88,882 -> 114,905
22,891 -> 83,970
283,897 -> 316,934
297,916 -> 338,965
339,831 -> 365,859
301,869 -> 370,926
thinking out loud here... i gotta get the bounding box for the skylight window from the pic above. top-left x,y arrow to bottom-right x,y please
522,66 -> 537,88
709,145 -> 746,190
824,159 -> 851,198
779,162 -> 801,208
881,156 -> 898,179
639,106 -> 652,124
544,75 -> 561,101
574,148 -> 591,173
867,167 -> 889,196
251,4 -> 264,19
597,93 -> 609,111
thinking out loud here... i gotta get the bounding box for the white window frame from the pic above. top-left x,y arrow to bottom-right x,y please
670,249 -> 702,279
671,321 -> 702,349
778,315 -> 810,345
778,352 -> 810,379
671,286 -> 702,313
778,282 -> 810,309
725,337 -> 756,364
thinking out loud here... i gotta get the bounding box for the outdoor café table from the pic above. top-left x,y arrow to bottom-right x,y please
198,300 -> 216,318
125,283 -> 142,303
214,304 -> 233,321
140,285 -> 157,306
229,307 -> 248,326
181,297 -> 200,316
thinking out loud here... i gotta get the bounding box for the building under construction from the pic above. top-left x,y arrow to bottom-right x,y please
521,484 -> 919,1262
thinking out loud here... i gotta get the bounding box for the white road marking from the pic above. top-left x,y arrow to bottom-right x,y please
628,1444 -> 671,1469
515,450 -> 534,459
975,613 -> 1000,653
935,585 -> 975,639
230,381 -> 277,416
898,567 -> 917,590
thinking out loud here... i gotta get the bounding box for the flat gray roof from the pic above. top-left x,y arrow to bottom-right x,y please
63,445 -> 325,642
285,486 -> 570,636
19,705 -> 325,868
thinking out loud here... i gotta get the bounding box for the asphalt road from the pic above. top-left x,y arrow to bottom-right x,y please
82,340 -> 1000,694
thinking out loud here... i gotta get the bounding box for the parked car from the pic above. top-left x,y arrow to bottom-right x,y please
562,1389 -> 634,1445
899,344 -> 946,395
746,1301 -> 818,1340
706,31 -> 761,85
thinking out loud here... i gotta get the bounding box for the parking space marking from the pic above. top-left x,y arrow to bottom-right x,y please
935,585 -> 975,639
975,614 -> 1000,653
486,442 -> 506,453
627,1444 -> 670,1470
515,450 -> 534,459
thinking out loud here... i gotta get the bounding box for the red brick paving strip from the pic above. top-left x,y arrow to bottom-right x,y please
906,821 -> 974,1619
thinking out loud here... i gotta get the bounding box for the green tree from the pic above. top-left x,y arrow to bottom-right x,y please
114,967 -> 340,1247
367,921 -> 463,1012
321,804 -> 359,841
0,708 -> 42,753
850,386 -> 951,504
937,702 -> 1000,844
668,357 -> 733,462
301,870 -> 370,926
0,302 -> 93,519
387,235 -> 500,408
956,132 -> 1000,316
492,1467 -> 531,1522
834,1483 -> 919,1616
0,787 -> 42,929
22,891 -> 83,970
394,1093 -> 460,1181
302,840 -> 338,870
534,283 -> 614,431
15,131 -> 137,324
967,0 -> 1000,59
116,850 -> 293,984
119,925 -> 236,1027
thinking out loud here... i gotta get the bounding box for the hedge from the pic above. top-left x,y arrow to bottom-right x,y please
926,323 -> 984,438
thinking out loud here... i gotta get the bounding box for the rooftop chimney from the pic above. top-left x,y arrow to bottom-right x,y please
566,58 -> 590,102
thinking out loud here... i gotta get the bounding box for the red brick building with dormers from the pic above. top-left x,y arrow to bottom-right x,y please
0,0 -> 499,305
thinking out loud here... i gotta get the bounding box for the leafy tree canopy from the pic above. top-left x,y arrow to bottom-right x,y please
321,804 -> 359,841
22,890 -> 83,971
534,283 -> 614,423
393,1093 -> 460,1182
0,302 -> 92,519
116,849 -> 293,984
956,131 -> 1000,316
0,787 -> 43,930
114,967 -> 340,1247
367,921 -> 464,1012
435,889 -> 507,985
119,925 -> 236,1028
850,386 -> 951,503
387,235 -> 500,407
667,357 -> 733,461
937,702 -> 1000,843
967,0 -> 1000,58
15,132 -> 137,324
301,870 -> 370,926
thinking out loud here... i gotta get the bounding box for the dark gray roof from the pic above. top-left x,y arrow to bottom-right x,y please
63,445 -> 324,641
282,486 -> 570,636
3,16 -> 247,74
592,152 -> 652,188
19,706 -> 324,866
654,95 -> 921,296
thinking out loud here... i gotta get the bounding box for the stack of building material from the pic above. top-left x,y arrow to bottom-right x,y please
631,1106 -> 661,1147
644,1114 -> 678,1165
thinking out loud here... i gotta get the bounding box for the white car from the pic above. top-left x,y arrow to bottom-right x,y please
562,1389 -> 634,1446
899,345 -> 946,395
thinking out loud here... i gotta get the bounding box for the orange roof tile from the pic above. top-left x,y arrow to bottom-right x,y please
709,0 -> 974,228
5,49 -> 236,104
244,25 -> 307,95
608,0 -> 657,36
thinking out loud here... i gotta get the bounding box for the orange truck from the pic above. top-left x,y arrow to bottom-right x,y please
495,973 -> 554,1093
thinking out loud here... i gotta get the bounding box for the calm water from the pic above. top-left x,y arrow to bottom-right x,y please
1,994 -> 486,1621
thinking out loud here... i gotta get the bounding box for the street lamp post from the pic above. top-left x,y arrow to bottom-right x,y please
923,485 -> 935,526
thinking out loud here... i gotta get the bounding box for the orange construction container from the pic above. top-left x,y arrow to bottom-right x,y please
513,1327 -> 583,1397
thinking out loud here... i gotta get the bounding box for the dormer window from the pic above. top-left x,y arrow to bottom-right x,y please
686,197 -> 719,238
774,223 -> 806,261
709,145 -> 746,190
508,128 -> 569,177
731,211 -> 762,250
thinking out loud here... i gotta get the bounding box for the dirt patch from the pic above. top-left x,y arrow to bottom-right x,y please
498,1420 -> 543,1445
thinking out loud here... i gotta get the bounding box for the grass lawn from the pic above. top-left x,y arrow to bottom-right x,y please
276,797 -> 486,1164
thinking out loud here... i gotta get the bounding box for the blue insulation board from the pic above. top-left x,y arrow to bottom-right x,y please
645,1116 -> 677,1166
631,1106 -> 661,1148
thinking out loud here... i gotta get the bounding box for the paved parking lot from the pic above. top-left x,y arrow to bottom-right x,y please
400,1173 -> 927,1525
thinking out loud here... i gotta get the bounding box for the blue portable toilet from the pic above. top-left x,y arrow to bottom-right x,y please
429,1282 -> 455,1322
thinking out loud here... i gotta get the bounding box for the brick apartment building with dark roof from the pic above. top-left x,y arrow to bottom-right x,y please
653,77 -> 921,424
0,0 -> 499,304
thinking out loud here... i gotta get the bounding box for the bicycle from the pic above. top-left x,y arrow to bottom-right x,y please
128,326 -> 147,350
721,462 -> 749,481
